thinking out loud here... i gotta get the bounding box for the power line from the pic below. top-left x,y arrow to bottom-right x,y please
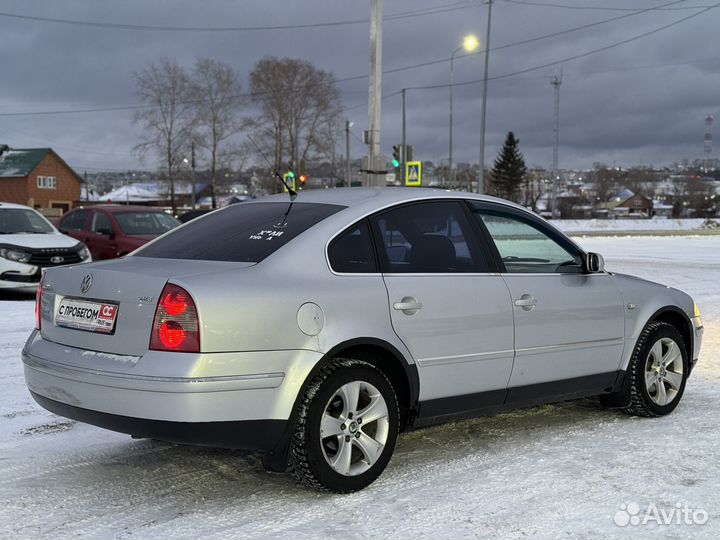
403,2 -> 719,91
0,0 -> 693,118
0,2 -> 473,33
503,0 -> 714,11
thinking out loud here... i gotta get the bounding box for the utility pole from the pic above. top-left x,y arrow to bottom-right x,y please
551,70 -> 562,218
191,141 -> 197,210
477,0 -> 494,194
367,0 -> 384,187
345,120 -> 352,187
401,88 -> 407,185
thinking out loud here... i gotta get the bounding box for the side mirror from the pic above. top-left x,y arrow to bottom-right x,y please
586,252 -> 605,273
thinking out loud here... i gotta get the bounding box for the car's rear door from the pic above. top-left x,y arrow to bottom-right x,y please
370,200 -> 514,414
467,201 -> 625,399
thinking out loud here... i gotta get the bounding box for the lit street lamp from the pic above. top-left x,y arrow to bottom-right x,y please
449,34 -> 479,189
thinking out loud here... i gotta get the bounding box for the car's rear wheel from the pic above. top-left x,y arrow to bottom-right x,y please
289,358 -> 399,492
604,321 -> 689,417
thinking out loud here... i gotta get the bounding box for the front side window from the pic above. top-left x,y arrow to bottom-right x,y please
370,201 -> 485,273
473,210 -> 582,273
328,220 -> 377,273
114,212 -> 180,235
91,211 -> 113,235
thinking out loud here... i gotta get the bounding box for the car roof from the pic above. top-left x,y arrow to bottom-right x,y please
0,201 -> 38,210
249,187 -> 529,214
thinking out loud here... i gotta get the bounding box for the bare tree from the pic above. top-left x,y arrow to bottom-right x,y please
133,58 -> 195,214
249,57 -> 341,186
191,59 -> 245,208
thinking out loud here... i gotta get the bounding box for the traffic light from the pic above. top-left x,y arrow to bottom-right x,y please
299,174 -> 307,185
392,145 -> 401,168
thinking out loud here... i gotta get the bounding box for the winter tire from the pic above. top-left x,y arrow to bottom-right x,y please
603,321 -> 689,417
289,358 -> 400,493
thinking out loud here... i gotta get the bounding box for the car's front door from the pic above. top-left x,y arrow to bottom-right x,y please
468,202 -> 625,398
88,210 -> 117,260
370,201 -> 515,414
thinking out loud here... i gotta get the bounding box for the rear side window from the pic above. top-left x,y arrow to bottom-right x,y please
60,209 -> 89,232
370,201 -> 487,273
136,202 -> 344,262
328,221 -> 377,273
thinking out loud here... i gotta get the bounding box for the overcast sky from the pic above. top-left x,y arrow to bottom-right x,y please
0,0 -> 719,173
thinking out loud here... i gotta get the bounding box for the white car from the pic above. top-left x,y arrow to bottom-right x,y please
0,202 -> 91,288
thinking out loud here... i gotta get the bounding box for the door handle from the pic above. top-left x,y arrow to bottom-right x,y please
514,294 -> 537,311
393,297 -> 422,315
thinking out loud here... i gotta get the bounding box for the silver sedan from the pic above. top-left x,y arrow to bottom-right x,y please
23,188 -> 703,492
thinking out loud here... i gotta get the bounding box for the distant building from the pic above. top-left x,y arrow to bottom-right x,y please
596,192 -> 653,218
0,145 -> 83,214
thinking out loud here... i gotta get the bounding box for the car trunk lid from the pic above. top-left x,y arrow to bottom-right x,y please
39,256 -> 251,356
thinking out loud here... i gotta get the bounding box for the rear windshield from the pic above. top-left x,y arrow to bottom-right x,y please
115,211 -> 180,235
135,202 -> 344,262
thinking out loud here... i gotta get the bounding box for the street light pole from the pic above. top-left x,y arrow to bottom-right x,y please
478,0 -> 494,194
449,47 -> 460,189
449,36 -> 479,191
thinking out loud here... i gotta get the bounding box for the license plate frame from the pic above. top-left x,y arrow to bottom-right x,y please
55,296 -> 119,335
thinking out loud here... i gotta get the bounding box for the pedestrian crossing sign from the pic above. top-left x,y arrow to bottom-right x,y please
405,161 -> 422,186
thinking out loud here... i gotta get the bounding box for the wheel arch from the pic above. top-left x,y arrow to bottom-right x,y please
647,306 -> 693,362
262,337 -> 419,472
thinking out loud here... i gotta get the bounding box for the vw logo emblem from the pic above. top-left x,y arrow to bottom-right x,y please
80,273 -> 93,293
50,256 -> 64,264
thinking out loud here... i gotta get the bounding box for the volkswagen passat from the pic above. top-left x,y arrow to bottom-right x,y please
23,189 -> 703,492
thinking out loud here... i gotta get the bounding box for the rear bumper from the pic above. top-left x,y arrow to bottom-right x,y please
30,392 -> 286,451
23,332 -> 323,450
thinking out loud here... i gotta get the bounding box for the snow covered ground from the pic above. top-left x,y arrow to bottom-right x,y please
554,218 -> 713,234
1,236 -> 719,539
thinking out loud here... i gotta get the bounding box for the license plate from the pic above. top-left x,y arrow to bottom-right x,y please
55,297 -> 119,334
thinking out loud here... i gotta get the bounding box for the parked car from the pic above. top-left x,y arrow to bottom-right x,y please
0,202 -> 91,289
59,205 -> 180,260
177,208 -> 212,223
23,189 -> 703,492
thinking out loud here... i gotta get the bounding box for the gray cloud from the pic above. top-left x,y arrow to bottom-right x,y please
0,0 -> 718,173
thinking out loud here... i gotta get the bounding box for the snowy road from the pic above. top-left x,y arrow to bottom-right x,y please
1,236 -> 719,539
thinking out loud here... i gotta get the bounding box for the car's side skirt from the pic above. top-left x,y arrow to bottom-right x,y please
414,371 -> 623,427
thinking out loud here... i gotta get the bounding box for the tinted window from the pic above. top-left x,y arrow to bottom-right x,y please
115,211 -> 179,235
474,212 -> 581,273
370,201 -> 485,273
0,208 -> 54,234
136,202 -> 344,263
328,221 -> 377,273
91,211 -> 113,234
60,209 -> 88,232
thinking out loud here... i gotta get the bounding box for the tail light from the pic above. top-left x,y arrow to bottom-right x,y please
35,273 -> 44,330
149,283 -> 200,352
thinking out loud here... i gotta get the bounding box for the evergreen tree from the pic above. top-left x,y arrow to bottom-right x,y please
489,131 -> 527,202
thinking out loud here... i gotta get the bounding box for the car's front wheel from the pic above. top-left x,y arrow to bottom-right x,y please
289,358 -> 399,492
604,321 -> 689,417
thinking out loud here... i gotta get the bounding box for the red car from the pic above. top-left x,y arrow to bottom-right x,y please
59,205 -> 180,260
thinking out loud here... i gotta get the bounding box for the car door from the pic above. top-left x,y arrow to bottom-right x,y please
88,210 -> 117,260
370,200 -> 515,414
468,201 -> 625,397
